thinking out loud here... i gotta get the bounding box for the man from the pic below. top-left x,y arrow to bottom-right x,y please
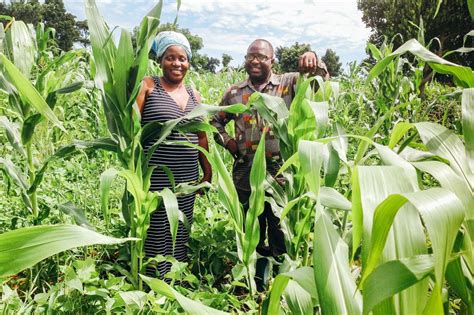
211,39 -> 329,288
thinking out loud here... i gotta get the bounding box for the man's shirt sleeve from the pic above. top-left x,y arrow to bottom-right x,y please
211,87 -> 235,147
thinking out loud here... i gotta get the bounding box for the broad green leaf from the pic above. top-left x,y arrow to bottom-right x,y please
320,187 -> 351,210
331,123 -> 348,163
446,255 -> 474,310
313,208 -> 362,314
284,279 -> 313,315
0,116 -> 25,156
462,88 -> 474,173
308,101 -> 328,138
362,188 -> 465,314
363,255 -> 435,314
212,145 -> 244,260
21,114 -> 42,146
243,132 -> 266,266
367,39 -> 474,88
119,170 -> 145,206
100,168 -> 120,227
85,0 -> 116,90
355,166 -> 428,314
58,202 -> 94,229
298,140 -> 324,195
0,54 -> 65,131
412,161 -> 473,219
0,157 -> 28,190
119,291 -> 147,310
6,21 -> 35,77
389,122 -> 414,149
159,188 -> 179,253
415,122 -> 473,189
28,139 -> 117,194
174,181 -> 213,196
141,275 -> 229,315
114,29 -> 134,110
266,266 -> 317,315
0,225 -> 132,277
468,0 -> 474,21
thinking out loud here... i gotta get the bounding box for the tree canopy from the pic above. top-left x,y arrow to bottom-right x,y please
0,0 -> 87,51
321,49 -> 342,77
358,0 -> 474,68
274,42 -> 311,73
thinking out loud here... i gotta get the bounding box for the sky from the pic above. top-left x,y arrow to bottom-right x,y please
63,0 -> 373,69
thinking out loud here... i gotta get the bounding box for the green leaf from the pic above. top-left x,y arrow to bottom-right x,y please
389,122 -> 414,149
141,275 -> 229,315
28,139 -> 117,194
266,266 -> 317,315
0,54 -> 65,131
0,116 -> 25,156
415,122 -> 473,189
362,188 -> 465,313
159,188 -> 180,254
58,202 -> 94,229
21,114 -> 42,146
468,0 -> 474,21
243,131 -> 267,266
5,21 -> 35,77
363,255 -> 435,314
462,88 -> 474,173
53,82 -> 83,94
99,168 -> 120,227
0,225 -> 133,277
320,187 -> 351,210
0,157 -> 28,191
298,140 -> 324,195
367,39 -> 474,88
284,279 -> 314,315
355,166 -> 428,314
313,208 -> 362,314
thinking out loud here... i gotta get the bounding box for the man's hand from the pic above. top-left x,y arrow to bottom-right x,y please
226,139 -> 239,159
298,51 -> 318,74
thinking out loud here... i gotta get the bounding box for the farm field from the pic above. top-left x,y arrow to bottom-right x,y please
1,0 -> 474,314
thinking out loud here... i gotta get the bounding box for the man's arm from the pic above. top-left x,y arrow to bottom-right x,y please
298,51 -> 330,80
210,89 -> 238,157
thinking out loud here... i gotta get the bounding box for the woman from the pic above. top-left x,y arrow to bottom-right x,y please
136,31 -> 212,278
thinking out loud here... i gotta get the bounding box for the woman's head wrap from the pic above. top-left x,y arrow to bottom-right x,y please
150,31 -> 192,60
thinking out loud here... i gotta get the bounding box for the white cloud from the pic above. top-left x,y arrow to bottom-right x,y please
64,0 -> 371,68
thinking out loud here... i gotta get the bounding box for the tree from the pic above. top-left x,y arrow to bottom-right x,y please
274,42 -> 311,73
0,0 -> 85,51
358,0 -> 474,68
0,0 -> 42,26
321,48 -> 342,77
75,20 -> 90,48
222,53 -> 233,68
42,0 -> 80,51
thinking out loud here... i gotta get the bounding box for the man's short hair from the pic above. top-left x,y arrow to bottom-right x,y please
249,39 -> 274,56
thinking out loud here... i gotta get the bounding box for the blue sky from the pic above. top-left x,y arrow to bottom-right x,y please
64,0 -> 372,69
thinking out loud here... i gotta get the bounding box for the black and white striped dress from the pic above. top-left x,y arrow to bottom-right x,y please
141,76 -> 200,278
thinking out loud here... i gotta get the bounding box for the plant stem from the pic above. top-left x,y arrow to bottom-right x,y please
246,265 -> 254,297
302,233 -> 311,266
26,143 -> 38,219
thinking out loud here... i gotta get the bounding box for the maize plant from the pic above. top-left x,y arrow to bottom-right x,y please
0,19 -> 84,222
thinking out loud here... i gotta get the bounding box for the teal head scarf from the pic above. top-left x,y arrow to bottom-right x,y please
151,31 -> 192,60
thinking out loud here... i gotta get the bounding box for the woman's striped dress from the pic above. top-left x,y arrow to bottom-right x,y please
141,76 -> 200,278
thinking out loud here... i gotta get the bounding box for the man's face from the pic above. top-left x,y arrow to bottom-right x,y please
244,41 -> 274,84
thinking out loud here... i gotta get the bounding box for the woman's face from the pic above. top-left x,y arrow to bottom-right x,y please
160,45 -> 189,84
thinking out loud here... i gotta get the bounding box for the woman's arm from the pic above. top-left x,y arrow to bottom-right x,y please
198,131 -> 212,183
136,77 -> 155,114
192,89 -> 212,183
